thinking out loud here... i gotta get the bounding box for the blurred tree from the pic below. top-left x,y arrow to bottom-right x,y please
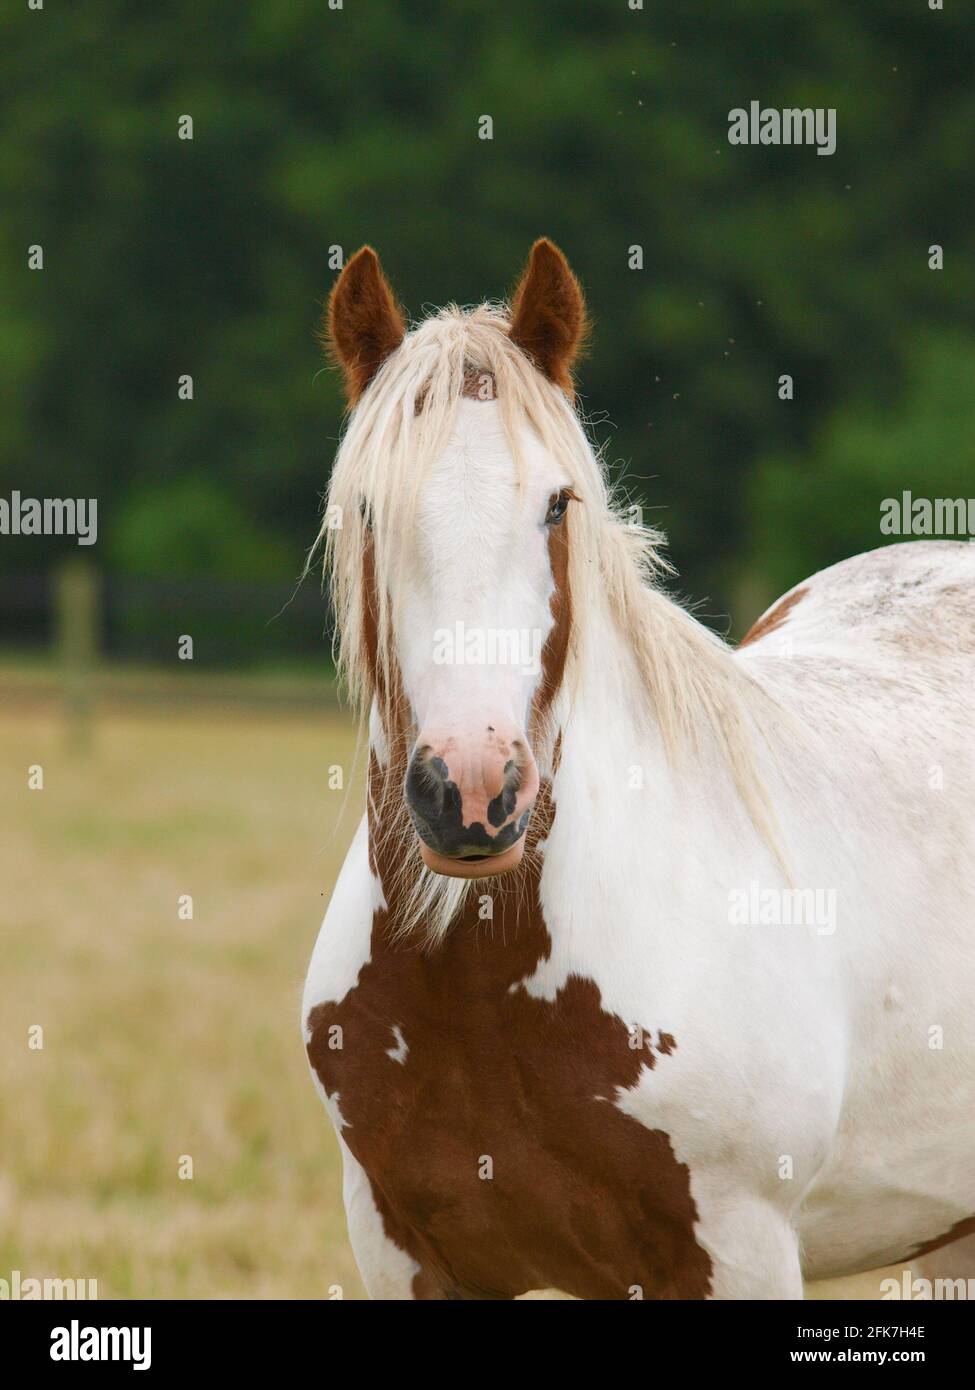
109,477 -> 294,581
741,334 -> 975,611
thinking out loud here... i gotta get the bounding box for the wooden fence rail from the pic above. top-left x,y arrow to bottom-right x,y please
0,564 -> 338,745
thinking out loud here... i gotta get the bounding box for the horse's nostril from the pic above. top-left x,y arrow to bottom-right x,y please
487,759 -> 521,828
405,752 -> 446,820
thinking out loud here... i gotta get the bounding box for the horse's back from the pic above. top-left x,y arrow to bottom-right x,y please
740,540 -> 975,670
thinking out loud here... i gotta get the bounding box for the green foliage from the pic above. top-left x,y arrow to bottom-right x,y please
2,0 -> 973,637
744,336 -> 975,606
110,478 -> 292,581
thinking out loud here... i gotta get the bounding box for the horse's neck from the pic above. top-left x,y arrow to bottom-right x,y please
549,604 -> 675,837
546,596 -> 773,892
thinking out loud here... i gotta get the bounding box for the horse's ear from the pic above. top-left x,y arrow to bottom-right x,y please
325,247 -> 406,403
508,238 -> 588,394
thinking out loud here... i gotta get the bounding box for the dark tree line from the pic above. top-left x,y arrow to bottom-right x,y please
2,0 -> 973,647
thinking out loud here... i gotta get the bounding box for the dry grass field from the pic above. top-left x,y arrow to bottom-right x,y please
0,698 -> 903,1300
1,699 -> 366,1299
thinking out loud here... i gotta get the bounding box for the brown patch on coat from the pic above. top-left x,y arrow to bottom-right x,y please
909,1213 -> 975,1261
360,532 -> 381,702
306,759 -> 713,1300
531,513 -> 573,734
508,239 -> 589,397
360,533 -> 413,766
460,367 -> 496,401
414,366 -> 497,416
738,586 -> 809,648
324,246 -> 406,403
410,1267 -> 445,1300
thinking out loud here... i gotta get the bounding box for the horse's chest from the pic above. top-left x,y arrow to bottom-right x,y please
306,940 -> 711,1299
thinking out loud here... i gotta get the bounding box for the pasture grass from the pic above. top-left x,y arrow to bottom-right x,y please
1,703 -> 365,1298
0,701 -> 902,1299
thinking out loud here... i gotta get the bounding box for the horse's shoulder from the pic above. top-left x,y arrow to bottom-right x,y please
302,813 -> 373,1033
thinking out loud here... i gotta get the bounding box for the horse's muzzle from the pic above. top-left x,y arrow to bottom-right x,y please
404,733 -> 539,879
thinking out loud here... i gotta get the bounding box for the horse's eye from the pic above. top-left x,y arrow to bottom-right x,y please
545,489 -> 572,525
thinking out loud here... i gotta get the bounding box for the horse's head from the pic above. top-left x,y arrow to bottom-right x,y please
323,240 -> 590,879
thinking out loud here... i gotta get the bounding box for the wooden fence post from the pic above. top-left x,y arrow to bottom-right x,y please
56,558 -> 100,750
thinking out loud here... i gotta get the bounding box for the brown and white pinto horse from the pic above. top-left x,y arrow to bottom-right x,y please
304,240 -> 975,1299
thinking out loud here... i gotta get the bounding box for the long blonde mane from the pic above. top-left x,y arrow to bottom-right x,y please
314,304 -> 792,940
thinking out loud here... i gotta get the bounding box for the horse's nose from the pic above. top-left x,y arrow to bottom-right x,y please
404,727 -> 540,877
404,750 -> 459,830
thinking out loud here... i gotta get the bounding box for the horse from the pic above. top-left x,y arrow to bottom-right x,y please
303,239 -> 975,1299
